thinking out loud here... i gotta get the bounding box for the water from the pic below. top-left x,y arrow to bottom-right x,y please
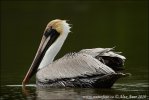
1,81 -> 148,100
1,0 -> 148,100
1,70 -> 149,100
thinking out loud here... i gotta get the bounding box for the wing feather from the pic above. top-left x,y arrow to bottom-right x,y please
36,53 -> 115,82
79,47 -> 126,60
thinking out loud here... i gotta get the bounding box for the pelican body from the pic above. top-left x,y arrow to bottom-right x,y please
22,19 -> 129,88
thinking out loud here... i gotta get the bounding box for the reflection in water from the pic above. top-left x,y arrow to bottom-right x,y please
1,82 -> 148,100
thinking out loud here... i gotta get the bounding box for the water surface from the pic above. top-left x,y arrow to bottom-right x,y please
1,80 -> 148,100
1,0 -> 148,100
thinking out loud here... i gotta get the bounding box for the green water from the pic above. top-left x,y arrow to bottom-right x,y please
0,0 -> 148,100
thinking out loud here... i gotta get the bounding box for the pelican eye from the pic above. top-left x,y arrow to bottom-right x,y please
44,28 -> 60,38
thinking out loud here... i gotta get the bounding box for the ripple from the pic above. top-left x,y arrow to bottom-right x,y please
113,82 -> 149,91
5,84 -> 36,87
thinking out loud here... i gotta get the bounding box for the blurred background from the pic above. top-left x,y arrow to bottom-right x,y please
1,0 -> 148,85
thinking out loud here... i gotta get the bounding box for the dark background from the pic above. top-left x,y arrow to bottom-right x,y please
1,0 -> 148,85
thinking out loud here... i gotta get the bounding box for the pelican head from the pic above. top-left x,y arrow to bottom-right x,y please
22,19 -> 71,86
45,19 -> 69,34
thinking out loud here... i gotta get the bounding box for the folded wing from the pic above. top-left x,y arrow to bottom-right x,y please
36,53 -> 115,82
79,47 -> 126,71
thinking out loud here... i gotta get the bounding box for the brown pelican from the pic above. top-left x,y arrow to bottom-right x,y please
22,19 -> 129,88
